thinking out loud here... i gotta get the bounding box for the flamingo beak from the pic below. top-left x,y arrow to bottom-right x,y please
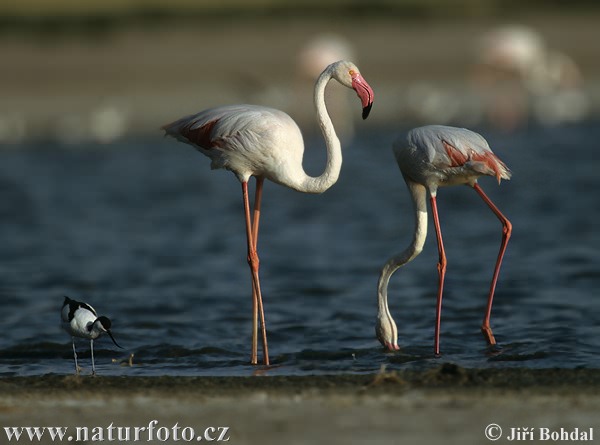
351,72 -> 374,120
385,341 -> 400,351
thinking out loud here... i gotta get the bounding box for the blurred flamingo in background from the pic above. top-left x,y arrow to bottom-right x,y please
473,25 -> 587,130
163,60 -> 374,366
376,125 -> 511,356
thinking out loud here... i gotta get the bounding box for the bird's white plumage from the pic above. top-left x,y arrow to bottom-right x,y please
394,125 -> 511,190
61,299 -> 102,338
163,61 -> 374,195
407,125 -> 492,163
164,104 -> 305,186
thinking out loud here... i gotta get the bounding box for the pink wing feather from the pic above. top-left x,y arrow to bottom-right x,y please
441,139 -> 511,184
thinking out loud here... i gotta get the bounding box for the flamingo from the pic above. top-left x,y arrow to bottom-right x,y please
473,25 -> 587,129
376,125 -> 512,356
163,60 -> 374,366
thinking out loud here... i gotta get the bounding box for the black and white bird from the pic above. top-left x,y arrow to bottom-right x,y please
61,296 -> 123,375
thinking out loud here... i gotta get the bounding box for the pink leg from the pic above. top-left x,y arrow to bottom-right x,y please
473,183 -> 512,346
252,178 -> 264,246
242,182 -> 258,364
251,178 -> 269,365
242,181 -> 270,366
430,195 -> 447,357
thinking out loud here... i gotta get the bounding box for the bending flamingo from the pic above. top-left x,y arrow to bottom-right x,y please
163,60 -> 374,365
376,125 -> 512,356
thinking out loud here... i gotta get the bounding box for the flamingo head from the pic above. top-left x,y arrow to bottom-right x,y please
328,60 -> 374,119
376,313 -> 400,351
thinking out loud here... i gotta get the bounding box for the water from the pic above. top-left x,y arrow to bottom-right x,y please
0,122 -> 598,376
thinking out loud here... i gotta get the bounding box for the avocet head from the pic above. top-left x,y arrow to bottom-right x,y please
93,316 -> 123,349
376,313 -> 399,351
327,60 -> 374,119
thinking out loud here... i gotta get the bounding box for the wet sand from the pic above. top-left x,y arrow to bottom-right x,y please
3,365 -> 600,444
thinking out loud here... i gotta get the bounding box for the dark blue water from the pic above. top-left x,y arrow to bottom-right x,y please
1,122 -> 598,376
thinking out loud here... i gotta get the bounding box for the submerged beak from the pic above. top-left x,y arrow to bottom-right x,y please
106,330 -> 124,349
351,72 -> 374,120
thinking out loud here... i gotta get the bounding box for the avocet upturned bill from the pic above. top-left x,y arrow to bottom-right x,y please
61,296 -> 123,375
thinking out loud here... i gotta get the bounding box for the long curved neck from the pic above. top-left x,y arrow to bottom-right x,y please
377,180 -> 428,317
294,69 -> 342,194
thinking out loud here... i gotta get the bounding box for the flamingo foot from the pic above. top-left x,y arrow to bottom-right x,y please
481,325 -> 497,345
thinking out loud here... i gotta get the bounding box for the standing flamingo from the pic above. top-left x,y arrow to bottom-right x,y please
376,125 -> 512,356
163,60 -> 374,366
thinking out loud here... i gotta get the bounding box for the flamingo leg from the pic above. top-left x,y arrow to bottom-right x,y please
473,183 -> 512,346
430,195 -> 447,357
242,181 -> 270,366
252,178 -> 264,246
250,178 -> 264,363
251,178 -> 269,365
242,182 -> 258,365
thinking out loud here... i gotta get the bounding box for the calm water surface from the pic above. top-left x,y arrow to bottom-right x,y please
0,123 -> 598,376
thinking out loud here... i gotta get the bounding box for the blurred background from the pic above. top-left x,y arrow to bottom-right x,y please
0,0 -> 599,143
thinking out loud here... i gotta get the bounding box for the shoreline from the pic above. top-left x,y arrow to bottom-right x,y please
3,365 -> 600,444
3,364 -> 600,395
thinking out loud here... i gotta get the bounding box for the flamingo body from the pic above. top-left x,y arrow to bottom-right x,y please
397,125 -> 510,189
377,125 -> 512,356
164,60 -> 374,365
163,105 -> 305,188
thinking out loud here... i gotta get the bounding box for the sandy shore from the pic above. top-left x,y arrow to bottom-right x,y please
2,365 -> 600,444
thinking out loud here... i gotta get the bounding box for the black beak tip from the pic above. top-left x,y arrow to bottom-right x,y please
362,103 -> 373,120
107,330 -> 124,349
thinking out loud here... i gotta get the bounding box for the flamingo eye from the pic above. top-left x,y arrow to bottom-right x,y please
349,69 -> 356,77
